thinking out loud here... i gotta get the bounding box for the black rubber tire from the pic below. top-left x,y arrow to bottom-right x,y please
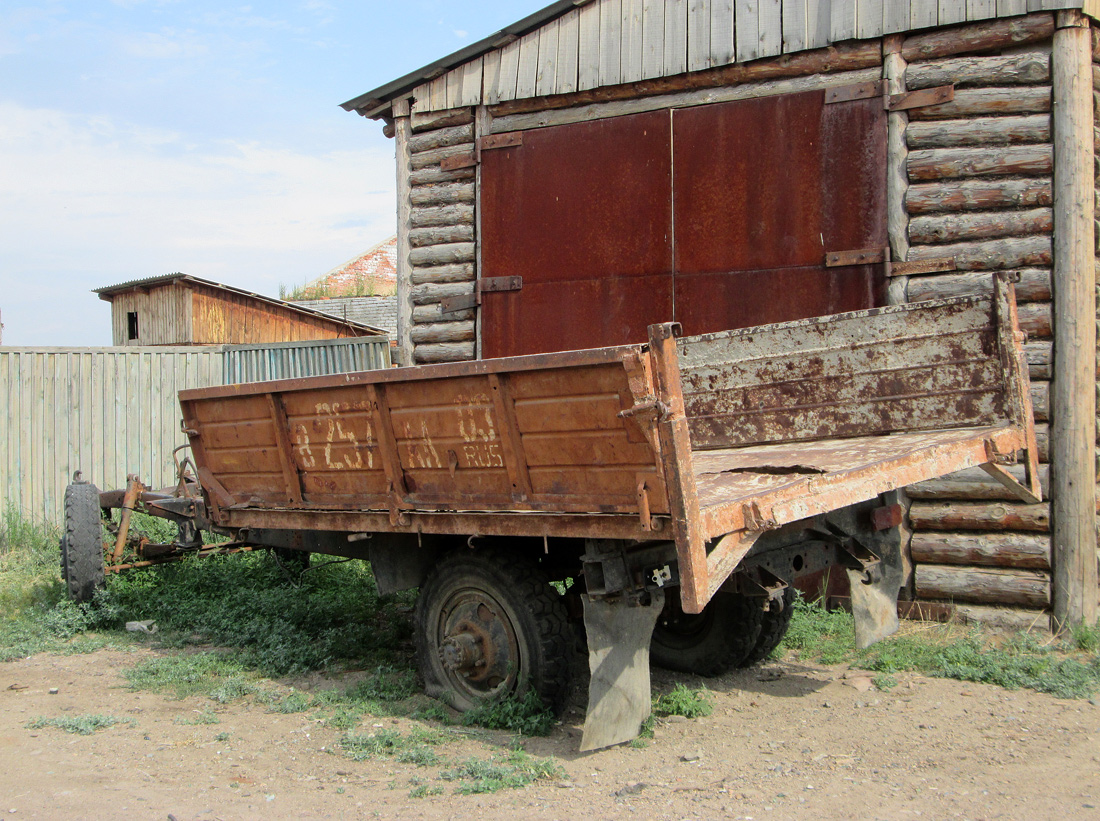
650,590 -> 765,677
414,548 -> 573,713
741,588 -> 797,667
60,483 -> 105,603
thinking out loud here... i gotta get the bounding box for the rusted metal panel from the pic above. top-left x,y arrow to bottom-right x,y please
678,296 -> 1008,449
479,110 -> 673,357
182,346 -> 665,521
671,90 -> 887,337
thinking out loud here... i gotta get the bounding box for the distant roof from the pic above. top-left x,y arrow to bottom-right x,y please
292,296 -> 398,337
342,0 -> 1094,119
93,273 -> 386,336
308,236 -> 397,292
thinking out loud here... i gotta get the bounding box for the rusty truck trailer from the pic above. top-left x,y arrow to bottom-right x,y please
61,274 -> 1040,750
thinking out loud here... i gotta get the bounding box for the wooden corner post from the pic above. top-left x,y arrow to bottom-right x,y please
1051,11 -> 1098,628
646,323 -> 708,614
392,98 -> 415,367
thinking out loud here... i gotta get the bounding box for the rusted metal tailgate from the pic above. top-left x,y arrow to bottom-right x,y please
647,274 -> 1039,613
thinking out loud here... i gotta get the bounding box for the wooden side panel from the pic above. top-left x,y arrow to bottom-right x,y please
185,354 -> 663,517
679,296 -> 1021,450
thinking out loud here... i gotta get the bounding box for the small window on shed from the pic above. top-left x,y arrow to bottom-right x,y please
127,311 -> 139,341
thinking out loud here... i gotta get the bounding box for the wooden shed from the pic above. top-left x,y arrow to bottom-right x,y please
343,0 -> 1100,629
95,274 -> 384,346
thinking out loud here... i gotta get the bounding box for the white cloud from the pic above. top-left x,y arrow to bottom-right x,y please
0,101 -> 396,346
117,28 -> 209,59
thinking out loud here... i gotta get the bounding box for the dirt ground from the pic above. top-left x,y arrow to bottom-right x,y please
1,646 -> 1098,821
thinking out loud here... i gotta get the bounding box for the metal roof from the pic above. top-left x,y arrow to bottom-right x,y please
93,273 -> 386,336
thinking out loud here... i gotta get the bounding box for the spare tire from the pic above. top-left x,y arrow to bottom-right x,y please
60,482 -> 105,603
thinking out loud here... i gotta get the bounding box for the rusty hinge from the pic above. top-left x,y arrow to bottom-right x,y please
479,131 -> 523,151
825,81 -> 884,104
824,80 -> 953,111
440,276 -> 523,315
825,248 -> 956,278
887,85 -> 954,111
825,247 -> 887,267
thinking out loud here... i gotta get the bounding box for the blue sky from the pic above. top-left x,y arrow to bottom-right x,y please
0,0 -> 547,346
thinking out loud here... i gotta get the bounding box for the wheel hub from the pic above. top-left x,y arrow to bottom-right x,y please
438,601 -> 510,689
439,622 -> 489,674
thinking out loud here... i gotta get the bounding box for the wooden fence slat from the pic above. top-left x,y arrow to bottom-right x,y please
578,0 -> 602,91
557,8 -> 581,95
642,0 -> 666,79
911,0 -> 939,29
688,0 -> 712,70
536,20 -> 560,98
735,0 -> 760,62
710,0 -> 735,65
599,0 -> 623,87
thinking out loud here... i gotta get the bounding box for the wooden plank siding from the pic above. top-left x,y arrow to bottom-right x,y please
405,0 -> 1087,115
189,286 -> 368,345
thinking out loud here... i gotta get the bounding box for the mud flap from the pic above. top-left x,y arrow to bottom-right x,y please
580,587 -> 665,752
846,560 -> 902,650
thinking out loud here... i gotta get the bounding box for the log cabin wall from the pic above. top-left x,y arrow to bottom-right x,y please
900,22 -> 1060,628
399,111 -> 478,365
386,10 -> 1097,625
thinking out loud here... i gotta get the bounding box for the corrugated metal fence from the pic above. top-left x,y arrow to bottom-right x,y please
223,337 -> 391,383
0,338 -> 391,524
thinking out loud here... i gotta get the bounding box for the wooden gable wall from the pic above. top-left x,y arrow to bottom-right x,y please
409,0 -> 1090,114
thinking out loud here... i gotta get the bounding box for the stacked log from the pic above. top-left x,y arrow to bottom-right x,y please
901,31 -> 1056,627
404,120 -> 478,364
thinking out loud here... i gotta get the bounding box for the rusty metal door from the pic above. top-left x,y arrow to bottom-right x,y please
478,90 -> 887,358
672,90 -> 888,337
479,110 -> 673,358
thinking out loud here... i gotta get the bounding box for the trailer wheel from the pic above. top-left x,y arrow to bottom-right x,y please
415,549 -> 573,713
60,482 -> 106,603
650,590 -> 764,676
741,588 -> 797,667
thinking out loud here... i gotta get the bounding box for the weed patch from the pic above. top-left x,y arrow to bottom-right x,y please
27,714 -> 135,735
340,725 -> 451,763
780,597 -> 1100,699
440,750 -> 564,794
461,689 -> 556,736
653,684 -> 713,719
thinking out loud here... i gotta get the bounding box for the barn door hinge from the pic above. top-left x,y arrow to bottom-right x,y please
824,81 -> 954,111
440,276 -> 523,315
439,131 -> 524,172
824,248 -> 957,278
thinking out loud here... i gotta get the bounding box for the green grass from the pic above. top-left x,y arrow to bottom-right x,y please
653,683 -> 713,719
440,750 -> 564,794
27,714 -> 135,735
780,596 -> 1100,699
460,689 -> 556,736
0,508 -> 118,661
340,725 -> 452,763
